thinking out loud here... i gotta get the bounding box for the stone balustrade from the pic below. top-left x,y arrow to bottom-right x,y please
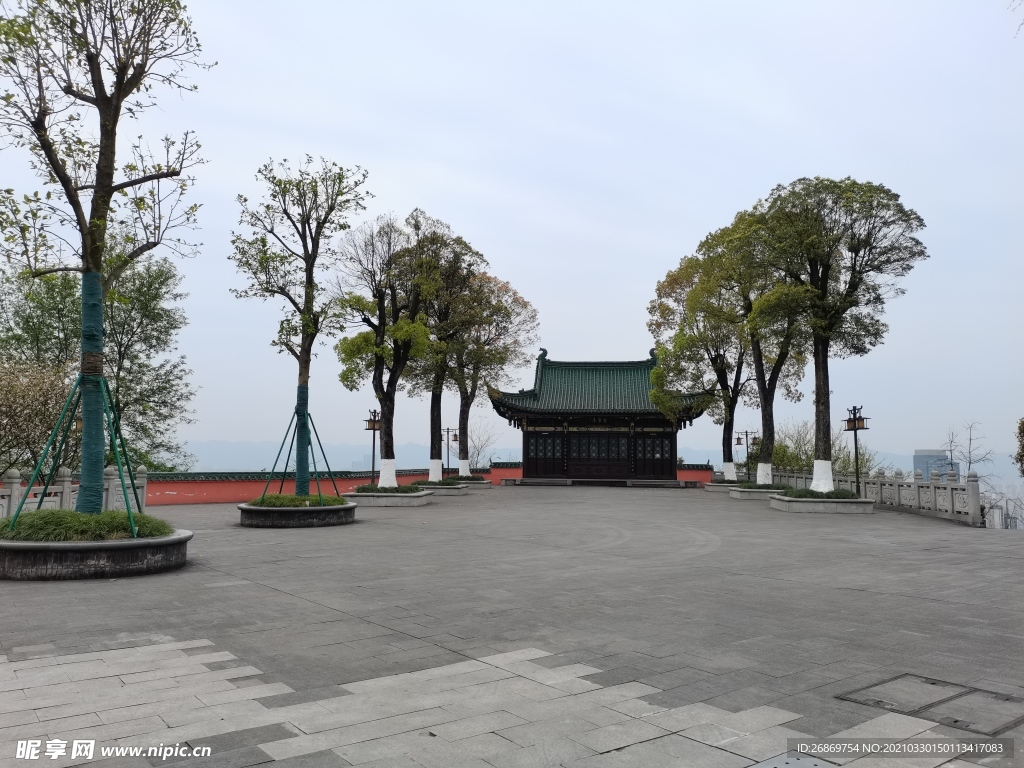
0,466 -> 148,516
771,467 -> 983,528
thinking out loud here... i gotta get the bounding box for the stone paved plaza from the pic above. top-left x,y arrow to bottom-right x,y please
2,487 -> 1023,767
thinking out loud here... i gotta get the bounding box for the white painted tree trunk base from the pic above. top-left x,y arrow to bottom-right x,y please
378,459 -> 397,489
811,460 -> 834,492
757,463 -> 773,485
723,462 -> 737,481
428,459 -> 443,482
459,459 -> 471,477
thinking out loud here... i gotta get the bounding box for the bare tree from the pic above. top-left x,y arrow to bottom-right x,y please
467,416 -> 501,470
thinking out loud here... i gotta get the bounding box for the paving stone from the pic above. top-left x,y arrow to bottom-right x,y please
257,687 -> 351,709
621,734 -> 755,767
643,703 -> 737,732
431,712 -> 529,742
715,706 -> 803,733
145,745 -> 273,768
719,725 -> 814,761
481,736 -> 595,768
567,720 -> 671,752
679,721 -> 747,746
332,731 -> 438,764
829,713 -> 936,741
454,733 -> 521,759
497,717 -> 598,748
607,697 -> 665,717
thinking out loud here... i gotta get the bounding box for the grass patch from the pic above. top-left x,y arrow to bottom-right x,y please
781,488 -> 859,499
414,479 -> 461,487
247,494 -> 346,507
0,509 -> 174,541
736,482 -> 793,490
354,484 -> 422,494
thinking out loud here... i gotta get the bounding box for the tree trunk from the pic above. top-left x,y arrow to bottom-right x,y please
75,270 -> 105,514
749,336 -> 777,485
429,366 -> 445,481
294,384 -> 310,497
810,332 -> 834,491
812,334 -> 832,461
458,385 -> 471,476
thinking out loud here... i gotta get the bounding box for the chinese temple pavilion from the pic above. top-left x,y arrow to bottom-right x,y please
488,349 -> 703,480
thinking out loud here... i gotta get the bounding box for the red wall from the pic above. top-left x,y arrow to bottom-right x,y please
677,467 -> 713,485
146,472 -> 441,506
145,464 -> 710,505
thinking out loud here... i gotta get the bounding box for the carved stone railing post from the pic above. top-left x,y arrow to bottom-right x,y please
55,467 -> 72,509
3,469 -> 23,516
966,471 -> 982,527
136,466 -> 148,512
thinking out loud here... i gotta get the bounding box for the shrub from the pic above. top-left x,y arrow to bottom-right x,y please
456,475 -> 486,481
0,509 -> 174,541
709,479 -> 737,484
781,488 -> 859,499
354,484 -> 422,494
414,479 -> 461,487
247,494 -> 346,507
737,482 -> 792,490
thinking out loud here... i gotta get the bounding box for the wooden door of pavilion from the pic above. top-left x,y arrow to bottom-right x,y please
524,428 -> 676,479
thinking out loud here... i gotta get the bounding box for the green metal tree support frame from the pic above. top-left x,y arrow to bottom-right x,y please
258,412 -> 341,504
7,375 -> 141,537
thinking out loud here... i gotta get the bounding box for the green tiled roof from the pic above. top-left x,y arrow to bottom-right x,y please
489,349 -> 700,416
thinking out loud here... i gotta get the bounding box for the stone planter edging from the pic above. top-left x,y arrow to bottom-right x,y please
768,495 -> 875,514
729,488 -> 782,500
704,484 -> 739,494
238,502 -> 357,528
0,529 -> 193,581
416,485 -> 469,496
351,491 -> 434,507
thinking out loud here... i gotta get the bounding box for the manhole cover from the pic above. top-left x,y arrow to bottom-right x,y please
839,674 -> 969,713
918,689 -> 1024,736
749,753 -> 835,768
838,674 -> 1024,735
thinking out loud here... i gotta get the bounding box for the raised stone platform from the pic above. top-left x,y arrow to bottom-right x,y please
351,490 -> 434,506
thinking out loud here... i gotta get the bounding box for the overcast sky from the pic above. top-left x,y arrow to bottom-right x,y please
4,1 -> 1023,466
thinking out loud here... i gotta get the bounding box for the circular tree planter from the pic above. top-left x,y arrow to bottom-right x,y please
238,503 -> 357,528
0,529 -> 193,581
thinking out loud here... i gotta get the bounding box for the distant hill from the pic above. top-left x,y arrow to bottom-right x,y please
185,440 -> 522,471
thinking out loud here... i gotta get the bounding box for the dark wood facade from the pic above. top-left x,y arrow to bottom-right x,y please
489,351 -> 701,481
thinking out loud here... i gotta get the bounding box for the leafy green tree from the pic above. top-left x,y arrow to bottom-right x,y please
335,212 -> 439,488
760,177 -> 927,491
404,219 -> 487,480
453,274 -> 538,476
0,0 -> 206,512
229,157 -> 369,496
694,211 -> 807,483
648,256 -> 750,480
0,255 -> 196,471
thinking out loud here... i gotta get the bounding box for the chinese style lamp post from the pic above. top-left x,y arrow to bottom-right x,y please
365,410 -> 381,486
843,406 -> 869,497
442,428 -> 458,476
735,430 -> 759,481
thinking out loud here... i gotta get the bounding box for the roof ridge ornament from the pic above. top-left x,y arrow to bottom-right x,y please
538,348 -> 547,360
649,348 -> 657,364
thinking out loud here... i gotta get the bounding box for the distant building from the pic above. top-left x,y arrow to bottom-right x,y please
914,449 -> 959,479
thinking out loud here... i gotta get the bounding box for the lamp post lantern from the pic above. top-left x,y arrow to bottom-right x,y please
364,409 -> 381,486
843,406 -> 870,497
